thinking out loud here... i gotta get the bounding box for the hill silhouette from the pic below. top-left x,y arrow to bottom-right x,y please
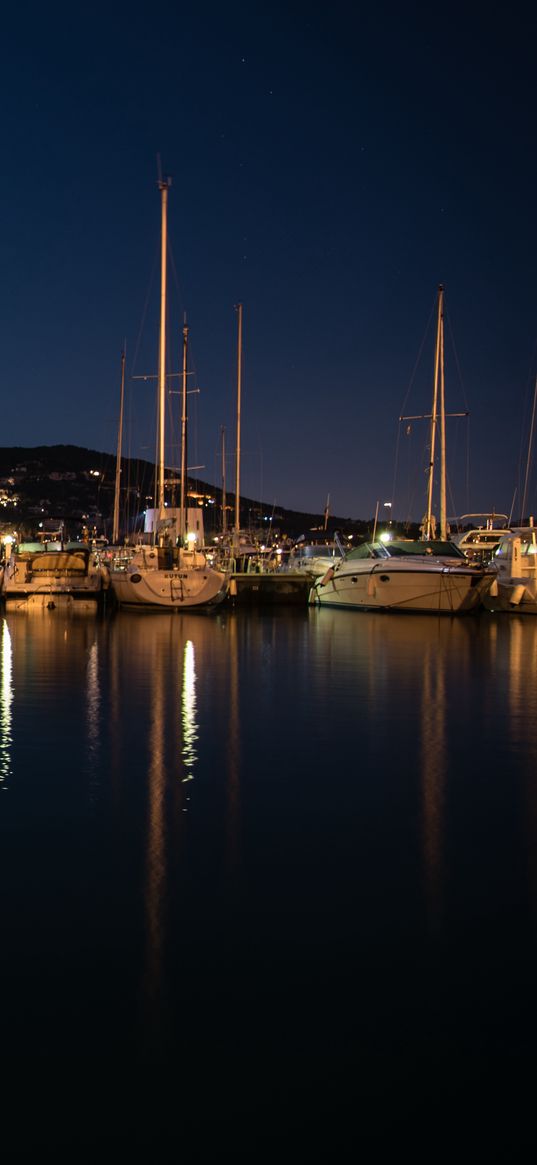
0,444 -> 397,541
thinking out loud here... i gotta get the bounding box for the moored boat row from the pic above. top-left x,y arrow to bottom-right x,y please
3,526 -> 537,617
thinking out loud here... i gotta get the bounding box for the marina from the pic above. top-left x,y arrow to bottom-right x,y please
2,7 -> 536,1158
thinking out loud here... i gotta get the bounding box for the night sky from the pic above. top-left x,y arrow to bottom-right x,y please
2,3 -> 536,524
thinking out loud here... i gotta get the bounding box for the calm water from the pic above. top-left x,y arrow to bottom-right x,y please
1,605 -> 536,1156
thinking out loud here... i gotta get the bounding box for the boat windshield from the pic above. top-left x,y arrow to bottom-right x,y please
346,540 -> 465,560
386,540 -> 466,558
460,531 -> 504,545
346,543 -> 390,560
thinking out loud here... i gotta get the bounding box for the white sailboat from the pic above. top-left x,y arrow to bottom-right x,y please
109,178 -> 228,611
310,286 -> 495,614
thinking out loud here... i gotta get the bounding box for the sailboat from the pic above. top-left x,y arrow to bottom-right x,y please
109,178 -> 228,611
310,286 -> 495,613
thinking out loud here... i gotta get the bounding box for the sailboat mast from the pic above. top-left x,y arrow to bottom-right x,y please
221,425 -> 227,534
157,177 -> 171,518
324,493 -> 330,531
180,319 -> 188,543
234,303 -> 243,542
425,284 -> 443,539
439,289 -> 447,539
112,349 -> 126,544
521,374 -> 537,523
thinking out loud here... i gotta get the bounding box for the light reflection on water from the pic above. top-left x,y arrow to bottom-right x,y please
2,606 -> 537,1150
0,619 -> 13,788
181,639 -> 198,786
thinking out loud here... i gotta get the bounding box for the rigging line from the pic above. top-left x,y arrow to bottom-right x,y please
516,358 -> 537,512
465,414 -> 471,514
444,307 -> 470,412
445,467 -> 458,529
130,240 -> 160,377
390,420 -> 402,517
397,293 -> 437,419
167,245 -> 188,317
400,428 -> 422,526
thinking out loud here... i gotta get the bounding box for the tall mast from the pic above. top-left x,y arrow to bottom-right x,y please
425,284 -> 443,539
180,318 -> 188,543
438,289 -> 447,539
221,425 -> 227,534
112,348 -> 126,544
234,303 -> 243,544
521,374 -> 537,523
157,177 -> 171,519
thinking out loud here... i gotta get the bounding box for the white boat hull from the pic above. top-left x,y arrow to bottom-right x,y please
3,590 -> 102,612
310,561 -> 492,613
483,578 -> 537,614
110,565 -> 228,610
481,529 -> 537,614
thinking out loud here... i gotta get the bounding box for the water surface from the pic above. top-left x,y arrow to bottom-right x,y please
1,607 -> 535,1156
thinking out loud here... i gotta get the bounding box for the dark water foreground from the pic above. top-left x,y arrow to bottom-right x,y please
1,605 -> 536,1158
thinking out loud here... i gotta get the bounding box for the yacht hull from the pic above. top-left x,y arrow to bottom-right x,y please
310,562 -> 492,613
482,579 -> 537,614
3,589 -> 103,612
110,566 -> 228,610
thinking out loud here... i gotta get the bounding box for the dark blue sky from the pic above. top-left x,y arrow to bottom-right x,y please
2,2 -> 536,522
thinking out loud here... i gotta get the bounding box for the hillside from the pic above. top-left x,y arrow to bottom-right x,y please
0,445 -> 381,542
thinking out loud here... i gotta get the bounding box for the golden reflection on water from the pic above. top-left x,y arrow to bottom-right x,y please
86,642 -> 100,804
502,617 -> 537,917
0,620 -> 13,789
181,639 -> 198,789
307,610 -> 468,929
419,633 -> 447,932
144,655 -> 166,1036
226,615 -> 241,871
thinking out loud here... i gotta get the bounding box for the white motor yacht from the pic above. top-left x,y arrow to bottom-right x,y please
483,527 -> 537,613
453,514 -> 511,564
309,539 -> 494,614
